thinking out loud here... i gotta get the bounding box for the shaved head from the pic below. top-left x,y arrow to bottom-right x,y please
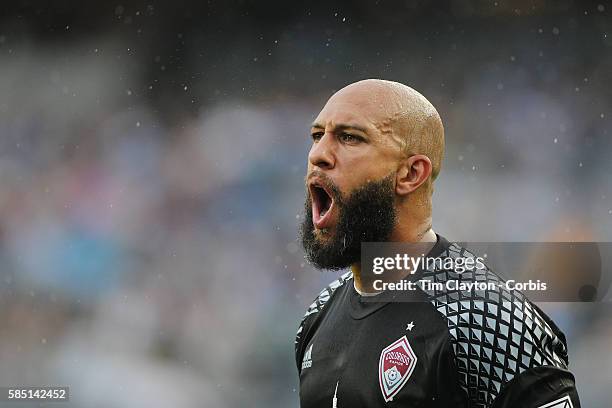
326,79 -> 445,181
302,78 -> 445,270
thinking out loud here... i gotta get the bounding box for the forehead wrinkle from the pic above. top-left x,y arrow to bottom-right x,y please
372,110 -> 409,153
318,79 -> 443,163
315,79 -> 444,183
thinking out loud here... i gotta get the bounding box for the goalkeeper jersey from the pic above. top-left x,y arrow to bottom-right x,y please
295,235 -> 580,407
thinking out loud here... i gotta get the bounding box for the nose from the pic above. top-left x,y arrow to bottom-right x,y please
308,133 -> 336,170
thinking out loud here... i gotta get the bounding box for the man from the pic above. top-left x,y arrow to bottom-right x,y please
295,79 -> 580,407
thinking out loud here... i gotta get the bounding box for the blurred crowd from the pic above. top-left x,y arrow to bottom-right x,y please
0,2 -> 611,407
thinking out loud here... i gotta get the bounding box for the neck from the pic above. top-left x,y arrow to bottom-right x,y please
352,226 -> 437,294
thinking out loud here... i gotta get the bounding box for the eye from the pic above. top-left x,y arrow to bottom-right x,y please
339,132 -> 361,143
311,131 -> 324,142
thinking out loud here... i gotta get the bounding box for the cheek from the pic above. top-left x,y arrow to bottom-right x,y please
334,171 -> 367,198
344,155 -> 393,182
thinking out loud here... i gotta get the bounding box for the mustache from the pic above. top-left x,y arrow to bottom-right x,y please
300,172 -> 398,270
305,170 -> 342,201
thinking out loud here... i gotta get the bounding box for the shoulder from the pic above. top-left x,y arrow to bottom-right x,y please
420,242 -> 569,406
295,271 -> 353,352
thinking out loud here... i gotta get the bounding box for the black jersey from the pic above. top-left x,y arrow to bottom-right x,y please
295,235 -> 580,408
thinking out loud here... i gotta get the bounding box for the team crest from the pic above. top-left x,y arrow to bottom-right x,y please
378,335 -> 417,402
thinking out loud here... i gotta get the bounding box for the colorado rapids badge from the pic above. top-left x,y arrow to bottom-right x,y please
378,335 -> 417,402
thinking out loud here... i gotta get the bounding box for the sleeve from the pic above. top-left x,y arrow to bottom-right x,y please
294,311 -> 313,373
294,271 -> 353,374
421,244 -> 581,407
491,366 -> 580,408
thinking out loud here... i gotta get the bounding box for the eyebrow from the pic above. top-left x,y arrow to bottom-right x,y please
310,122 -> 369,134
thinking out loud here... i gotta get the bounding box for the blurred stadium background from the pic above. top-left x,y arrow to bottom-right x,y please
0,1 -> 611,406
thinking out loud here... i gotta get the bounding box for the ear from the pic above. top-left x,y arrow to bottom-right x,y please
395,154 -> 433,196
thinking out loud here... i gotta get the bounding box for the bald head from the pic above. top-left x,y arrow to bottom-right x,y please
325,79 -> 445,180
304,79 -> 444,256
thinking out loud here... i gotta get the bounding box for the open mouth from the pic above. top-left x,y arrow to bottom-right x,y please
309,181 -> 336,229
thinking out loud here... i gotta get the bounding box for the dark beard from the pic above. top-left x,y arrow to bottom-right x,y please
300,174 -> 397,270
